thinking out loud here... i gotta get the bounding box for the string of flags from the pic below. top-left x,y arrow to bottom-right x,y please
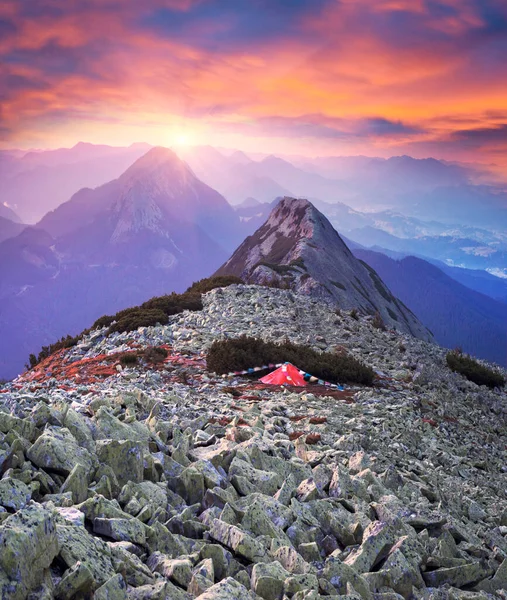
222,361 -> 344,391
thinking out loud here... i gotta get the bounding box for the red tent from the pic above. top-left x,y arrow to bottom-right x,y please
260,363 -> 307,386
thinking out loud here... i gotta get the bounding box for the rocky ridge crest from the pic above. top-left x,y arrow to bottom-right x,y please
0,284 -> 505,599
216,198 -> 433,341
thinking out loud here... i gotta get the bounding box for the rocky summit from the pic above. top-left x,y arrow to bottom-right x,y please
0,284 -> 506,600
216,198 -> 433,341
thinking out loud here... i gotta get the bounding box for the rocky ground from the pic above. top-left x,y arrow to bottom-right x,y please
0,284 -> 506,599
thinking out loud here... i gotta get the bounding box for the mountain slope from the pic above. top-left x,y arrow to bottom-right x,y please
39,146 -> 242,252
0,216 -> 25,243
216,197 -> 432,340
0,142 -> 152,223
0,147 -> 244,379
355,249 -> 507,366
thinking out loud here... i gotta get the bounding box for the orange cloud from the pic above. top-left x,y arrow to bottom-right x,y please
0,0 -> 505,166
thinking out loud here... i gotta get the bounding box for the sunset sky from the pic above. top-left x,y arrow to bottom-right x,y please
1,0 -> 506,165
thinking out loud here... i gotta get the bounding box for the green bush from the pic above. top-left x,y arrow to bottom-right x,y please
141,292 -> 203,314
206,336 -> 375,385
108,308 -> 169,334
186,275 -> 243,294
91,315 -> 115,330
372,311 -> 386,331
27,334 -> 80,369
446,350 -> 505,389
143,346 -> 169,363
119,352 -> 138,367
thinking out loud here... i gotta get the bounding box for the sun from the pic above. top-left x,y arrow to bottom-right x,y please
174,132 -> 190,146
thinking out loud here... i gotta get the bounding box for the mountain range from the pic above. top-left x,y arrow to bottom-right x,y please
1,142 -> 506,378
0,142 -> 152,223
0,147 -> 243,379
355,249 -> 507,367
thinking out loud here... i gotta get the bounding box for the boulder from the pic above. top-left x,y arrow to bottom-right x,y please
208,518 -> 269,563
0,477 -> 31,510
94,574 -> 128,600
27,427 -> 94,475
0,504 -> 59,599
93,517 -> 146,544
56,522 -> 116,586
95,439 -> 144,488
54,562 -> 94,599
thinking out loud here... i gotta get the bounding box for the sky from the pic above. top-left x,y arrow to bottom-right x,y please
1,0 -> 507,167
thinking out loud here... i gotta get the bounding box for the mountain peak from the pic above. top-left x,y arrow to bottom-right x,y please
217,197 -> 432,340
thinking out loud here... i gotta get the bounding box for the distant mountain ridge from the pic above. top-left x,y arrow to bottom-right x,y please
0,147 -> 243,379
217,197 -> 433,341
0,142 -> 153,223
355,249 -> 507,367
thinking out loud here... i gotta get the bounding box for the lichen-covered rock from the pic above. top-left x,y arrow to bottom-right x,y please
229,456 -> 281,496
147,553 -> 193,588
198,577 -> 256,600
251,561 -> 290,600
209,518 -> 270,563
54,561 -> 94,599
94,573 -> 128,600
345,521 -> 395,574
0,504 -> 59,599
422,561 -> 493,589
96,439 -> 144,488
93,517 -> 146,544
0,477 -> 31,510
323,557 -> 373,600
27,426 -> 94,475
60,463 -> 90,504
56,522 -> 116,586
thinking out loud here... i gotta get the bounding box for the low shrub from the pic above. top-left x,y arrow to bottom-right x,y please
350,308 -> 359,320
143,346 -> 169,363
26,275 -> 242,368
206,336 -> 375,385
27,334 -> 80,369
186,275 -> 243,294
141,292 -> 203,314
446,350 -> 505,389
91,315 -> 115,330
108,308 -> 169,334
372,311 -> 386,331
119,353 -> 138,367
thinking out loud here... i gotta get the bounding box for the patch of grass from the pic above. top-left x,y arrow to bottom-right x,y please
206,335 -> 375,385
446,349 -> 505,389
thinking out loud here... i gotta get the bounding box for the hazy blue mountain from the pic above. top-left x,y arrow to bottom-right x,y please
0,216 -> 25,243
1,142 -> 152,223
0,147 -> 243,379
347,226 -> 507,273
354,249 -> 507,367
